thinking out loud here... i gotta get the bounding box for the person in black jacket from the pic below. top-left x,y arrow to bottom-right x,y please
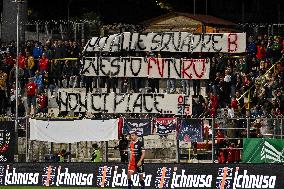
115,135 -> 129,163
62,60 -> 74,88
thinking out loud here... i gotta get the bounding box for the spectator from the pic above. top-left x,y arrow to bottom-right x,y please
26,51 -> 35,77
38,53 -> 49,74
57,149 -> 70,162
9,64 -> 25,88
32,42 -> 43,59
193,80 -> 200,96
26,77 -> 37,115
0,69 -> 7,115
37,91 -> 48,115
49,60 -> 62,94
181,80 -> 190,95
53,40 -> 67,59
227,105 -> 235,118
247,36 -> 257,56
115,135 -> 129,163
62,60 -> 74,88
256,41 -> 266,60
9,83 -> 18,115
70,41 -> 80,58
43,45 -> 54,60
18,52 -> 26,69
33,71 -> 43,93
167,79 -> 176,94
91,143 -> 102,163
227,143 -> 236,163
4,52 -> 15,68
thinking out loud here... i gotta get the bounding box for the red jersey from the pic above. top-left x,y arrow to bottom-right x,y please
227,147 -> 235,163
39,58 -> 48,71
18,55 -> 26,69
129,140 -> 144,165
26,82 -> 37,96
256,45 -> 266,59
231,99 -> 238,109
218,151 -> 226,164
37,94 -> 47,109
216,131 -> 224,144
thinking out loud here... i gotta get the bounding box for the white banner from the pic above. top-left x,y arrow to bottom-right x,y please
84,32 -> 246,53
57,88 -> 192,115
82,57 -> 210,79
30,119 -> 118,143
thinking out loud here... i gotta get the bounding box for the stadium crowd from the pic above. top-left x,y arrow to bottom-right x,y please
0,32 -> 283,164
0,35 -> 283,117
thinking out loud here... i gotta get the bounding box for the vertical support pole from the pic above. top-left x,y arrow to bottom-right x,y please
68,143 -> 71,162
273,118 -> 276,139
81,23 -> 85,40
36,23 -> 39,41
25,117 -> 29,162
281,118 -> 283,140
105,141 -> 108,163
205,0 -> 208,15
60,24 -> 63,40
15,1 -> 20,159
193,0 -> 196,16
188,143 -> 191,162
211,118 -> 215,163
176,139 -> 180,163
247,117 -> 250,138
74,23 -> 77,41
50,142 -> 54,160
45,24 -> 49,36
242,0 -> 245,24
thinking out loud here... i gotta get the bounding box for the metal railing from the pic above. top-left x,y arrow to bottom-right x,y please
2,117 -> 283,163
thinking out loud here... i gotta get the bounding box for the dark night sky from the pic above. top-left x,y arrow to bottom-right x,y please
27,0 -> 284,24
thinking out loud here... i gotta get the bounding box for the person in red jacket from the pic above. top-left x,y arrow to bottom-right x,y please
231,97 -> 238,109
38,53 -> 49,74
218,150 -> 226,163
209,92 -> 218,117
235,143 -> 241,163
37,91 -> 47,114
18,52 -> 26,69
4,53 -> 15,67
227,143 -> 236,163
26,78 -> 37,115
256,41 -> 266,60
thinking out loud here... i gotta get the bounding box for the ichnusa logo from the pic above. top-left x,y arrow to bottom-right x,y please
155,167 -> 172,188
42,165 -> 93,186
155,166 -> 212,188
97,166 -> 112,187
216,167 -> 277,189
